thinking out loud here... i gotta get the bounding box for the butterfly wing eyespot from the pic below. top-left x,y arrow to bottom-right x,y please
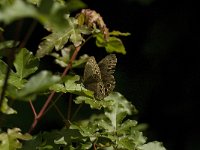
83,54 -> 117,100
98,54 -> 117,97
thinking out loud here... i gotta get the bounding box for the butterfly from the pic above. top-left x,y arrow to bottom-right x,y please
83,54 -> 117,100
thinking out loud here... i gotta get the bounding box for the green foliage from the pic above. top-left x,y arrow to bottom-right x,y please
0,128 -> 32,150
0,0 -> 166,150
14,48 -> 39,79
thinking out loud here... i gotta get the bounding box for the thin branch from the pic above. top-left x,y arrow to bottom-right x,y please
67,94 -> 72,121
53,103 -> 66,123
71,103 -> 83,121
43,93 -> 63,116
29,101 -> 37,118
29,46 -> 81,132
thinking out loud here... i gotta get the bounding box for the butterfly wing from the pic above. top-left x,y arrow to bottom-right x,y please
98,54 -> 117,96
83,56 -> 105,99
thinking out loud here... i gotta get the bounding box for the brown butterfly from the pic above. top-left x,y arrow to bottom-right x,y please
83,54 -> 117,100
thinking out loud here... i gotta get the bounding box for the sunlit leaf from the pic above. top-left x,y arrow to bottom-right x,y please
75,96 -> 113,110
104,92 -> 137,128
139,141 -> 166,150
54,136 -> 67,145
52,47 -> 89,68
0,59 -> 26,89
14,48 -> 39,79
0,128 -> 32,150
95,33 -> 126,54
36,16 -> 90,58
117,136 -> 136,150
0,97 -> 17,114
109,30 -> 131,36
117,120 -> 137,135
131,131 -> 146,147
64,75 -> 93,97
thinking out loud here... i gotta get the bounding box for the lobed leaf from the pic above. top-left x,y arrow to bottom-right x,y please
0,97 -> 17,114
0,59 -> 26,89
95,33 -> 127,54
0,128 -> 32,150
139,141 -> 166,150
36,16 -> 91,58
75,96 -> 113,110
14,48 -> 39,79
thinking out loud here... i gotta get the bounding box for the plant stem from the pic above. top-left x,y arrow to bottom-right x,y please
29,46 -> 81,133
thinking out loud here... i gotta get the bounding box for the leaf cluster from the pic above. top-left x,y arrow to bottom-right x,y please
0,0 -> 166,149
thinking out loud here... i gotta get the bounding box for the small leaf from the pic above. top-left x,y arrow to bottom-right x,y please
117,136 -> 136,150
54,137 -> 67,145
64,75 -> 93,97
139,141 -> 166,150
0,97 -> 17,114
117,120 -> 137,135
104,92 -> 137,128
130,130 -> 147,147
14,48 -> 39,79
95,33 -> 126,54
0,128 -> 32,150
0,59 -> 26,89
74,96 -> 113,110
109,30 -> 131,36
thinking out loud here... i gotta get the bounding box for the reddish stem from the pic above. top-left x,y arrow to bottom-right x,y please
29,46 -> 81,133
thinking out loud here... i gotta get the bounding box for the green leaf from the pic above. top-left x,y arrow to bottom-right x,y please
36,16 -> 91,58
22,128 -> 88,149
12,71 -> 61,100
139,141 -> 166,150
0,0 -> 37,24
130,130 -> 147,147
52,48 -> 88,68
109,30 -> 131,36
14,48 -> 39,79
74,96 -> 113,110
54,136 -> 67,145
50,74 -> 94,97
0,97 -> 17,114
0,128 -> 32,150
0,59 -> 26,89
117,120 -> 137,135
0,59 -> 8,75
104,92 -> 137,127
64,75 -> 93,97
95,33 -> 127,54
66,0 -> 87,12
0,0 -> 69,30
117,136 -> 136,150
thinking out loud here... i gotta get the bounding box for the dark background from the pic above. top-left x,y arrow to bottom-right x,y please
82,0 -> 200,150
2,0 -> 199,150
